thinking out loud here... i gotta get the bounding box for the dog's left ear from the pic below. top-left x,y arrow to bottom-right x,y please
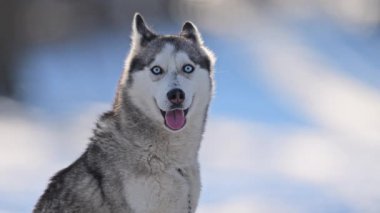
131,13 -> 157,48
180,22 -> 203,45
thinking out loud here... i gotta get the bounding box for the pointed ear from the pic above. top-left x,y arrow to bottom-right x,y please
180,21 -> 203,44
131,13 -> 157,47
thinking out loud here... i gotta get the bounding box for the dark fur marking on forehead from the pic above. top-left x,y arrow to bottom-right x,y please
129,36 -> 211,73
159,36 -> 211,71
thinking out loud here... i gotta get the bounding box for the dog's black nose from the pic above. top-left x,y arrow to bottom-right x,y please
167,89 -> 185,104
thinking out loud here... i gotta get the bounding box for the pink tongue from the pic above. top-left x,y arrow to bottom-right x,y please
165,109 -> 186,130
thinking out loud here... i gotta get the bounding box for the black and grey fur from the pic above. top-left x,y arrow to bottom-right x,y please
34,13 -> 215,213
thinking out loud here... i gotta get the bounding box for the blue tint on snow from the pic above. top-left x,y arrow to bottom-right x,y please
205,37 -> 312,126
289,18 -> 380,89
200,174 -> 354,213
18,31 -> 129,114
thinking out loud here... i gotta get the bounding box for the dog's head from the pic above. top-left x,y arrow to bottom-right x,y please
117,13 -> 215,132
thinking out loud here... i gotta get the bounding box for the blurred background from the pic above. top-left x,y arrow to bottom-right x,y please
1,0 -> 380,212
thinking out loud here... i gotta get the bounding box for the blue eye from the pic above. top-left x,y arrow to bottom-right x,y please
182,64 -> 194,73
151,66 -> 163,75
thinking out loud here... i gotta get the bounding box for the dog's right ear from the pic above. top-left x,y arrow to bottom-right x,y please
131,13 -> 157,48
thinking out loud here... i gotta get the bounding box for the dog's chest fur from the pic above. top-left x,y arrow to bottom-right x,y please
114,120 -> 202,213
124,167 -> 189,213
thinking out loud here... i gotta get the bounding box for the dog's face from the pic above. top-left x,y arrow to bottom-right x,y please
122,14 -> 215,132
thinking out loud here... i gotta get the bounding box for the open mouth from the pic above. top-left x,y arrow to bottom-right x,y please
160,108 -> 189,131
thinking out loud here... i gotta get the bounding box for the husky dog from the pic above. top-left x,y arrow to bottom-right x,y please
34,13 -> 215,213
